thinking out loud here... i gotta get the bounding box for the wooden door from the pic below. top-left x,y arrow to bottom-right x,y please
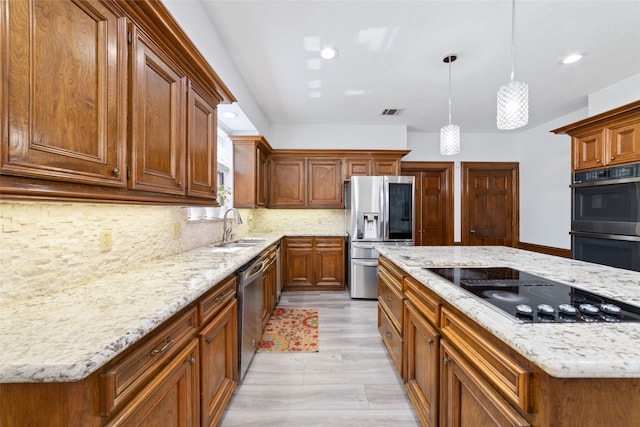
405,301 -> 440,427
200,301 -> 237,427
314,237 -> 345,289
402,162 -> 454,246
283,238 -> 314,289
307,159 -> 343,208
130,27 -> 186,195
462,162 -> 519,247
187,82 -> 218,200
440,340 -> 530,427
2,0 -> 127,187
270,157 -> 305,207
106,339 -> 200,427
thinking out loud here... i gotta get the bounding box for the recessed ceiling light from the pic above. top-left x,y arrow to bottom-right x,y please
562,53 -> 584,64
320,47 -> 338,60
222,111 -> 238,119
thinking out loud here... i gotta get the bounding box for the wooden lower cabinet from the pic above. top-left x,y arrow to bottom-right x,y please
283,237 -> 344,291
262,245 -> 280,328
106,339 -> 200,427
440,340 -> 530,427
404,300 -> 440,427
199,300 -> 237,427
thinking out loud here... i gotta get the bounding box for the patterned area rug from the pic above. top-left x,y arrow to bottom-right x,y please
257,308 -> 319,352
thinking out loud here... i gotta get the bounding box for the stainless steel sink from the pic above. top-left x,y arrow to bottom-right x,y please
209,238 -> 267,252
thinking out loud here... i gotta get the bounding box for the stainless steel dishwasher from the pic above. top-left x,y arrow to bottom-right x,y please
236,254 -> 265,381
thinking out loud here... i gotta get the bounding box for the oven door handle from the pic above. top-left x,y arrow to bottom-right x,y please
571,231 -> 640,242
571,176 -> 640,187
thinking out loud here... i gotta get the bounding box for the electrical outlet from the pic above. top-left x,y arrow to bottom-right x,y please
99,230 -> 113,252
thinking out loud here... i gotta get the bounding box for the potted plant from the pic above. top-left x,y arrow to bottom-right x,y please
217,184 -> 232,217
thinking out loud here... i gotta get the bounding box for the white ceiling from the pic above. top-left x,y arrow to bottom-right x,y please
203,0 -> 640,134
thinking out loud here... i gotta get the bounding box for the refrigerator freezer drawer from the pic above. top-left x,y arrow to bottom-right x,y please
350,258 -> 379,299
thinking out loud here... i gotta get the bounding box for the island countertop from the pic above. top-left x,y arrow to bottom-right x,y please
376,246 -> 640,379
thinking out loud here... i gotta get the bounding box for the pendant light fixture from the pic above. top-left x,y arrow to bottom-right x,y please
440,54 -> 460,156
497,0 -> 528,130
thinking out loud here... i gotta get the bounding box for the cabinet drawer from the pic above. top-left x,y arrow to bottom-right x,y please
314,237 -> 343,248
100,307 -> 198,416
285,237 -> 313,248
440,307 -> 532,412
378,305 -> 402,375
378,274 -> 403,333
198,275 -> 236,326
404,276 -> 439,326
378,256 -> 404,291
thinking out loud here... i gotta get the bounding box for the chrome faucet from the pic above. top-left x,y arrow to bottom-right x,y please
222,208 -> 243,243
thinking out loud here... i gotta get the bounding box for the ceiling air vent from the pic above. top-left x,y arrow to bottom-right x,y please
381,108 -> 404,116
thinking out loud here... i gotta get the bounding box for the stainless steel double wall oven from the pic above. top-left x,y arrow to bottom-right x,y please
571,162 -> 640,271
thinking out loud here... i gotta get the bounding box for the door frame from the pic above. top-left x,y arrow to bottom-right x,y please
461,162 -> 519,247
401,161 -> 455,246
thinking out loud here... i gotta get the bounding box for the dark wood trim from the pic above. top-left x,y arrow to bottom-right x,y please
551,100 -> 640,135
401,161 -> 455,246
517,242 -> 571,258
461,162 -> 520,247
269,149 -> 410,158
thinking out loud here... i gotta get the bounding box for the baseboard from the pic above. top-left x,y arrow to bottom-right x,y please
517,242 -> 571,258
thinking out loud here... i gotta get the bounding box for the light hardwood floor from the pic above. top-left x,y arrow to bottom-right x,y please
219,290 -> 420,426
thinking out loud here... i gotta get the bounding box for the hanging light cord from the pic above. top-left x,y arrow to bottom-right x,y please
509,0 -> 516,83
448,55 -> 453,125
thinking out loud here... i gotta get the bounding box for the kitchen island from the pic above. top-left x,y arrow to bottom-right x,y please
376,245 -> 640,427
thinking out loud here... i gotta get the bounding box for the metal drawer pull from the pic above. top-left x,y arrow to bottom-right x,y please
214,292 -> 226,303
150,337 -> 174,357
385,331 -> 392,339
206,337 -> 212,344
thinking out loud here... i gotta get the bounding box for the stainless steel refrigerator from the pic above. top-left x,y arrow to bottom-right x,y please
345,175 -> 415,298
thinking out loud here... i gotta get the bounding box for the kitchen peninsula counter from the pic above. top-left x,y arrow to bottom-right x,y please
0,234 -> 286,384
376,246 -> 640,379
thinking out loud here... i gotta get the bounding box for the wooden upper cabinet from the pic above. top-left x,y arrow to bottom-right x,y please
187,82 -> 218,200
129,27 -> 186,195
232,136 -> 272,208
344,158 -> 372,179
373,158 -> 400,176
270,157 -> 306,207
553,101 -> 640,171
307,159 -> 343,208
1,0 -> 127,186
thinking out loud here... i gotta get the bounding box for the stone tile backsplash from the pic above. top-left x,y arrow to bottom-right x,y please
0,202 -> 345,300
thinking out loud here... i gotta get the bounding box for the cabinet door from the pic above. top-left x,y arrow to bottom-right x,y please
200,300 -> 237,427
2,0 -> 127,187
130,27 -> 186,195
262,258 -> 274,328
106,339 -> 200,427
573,129 -> 604,170
270,157 -> 305,207
284,238 -> 314,289
404,301 -> 439,427
373,159 -> 399,176
607,119 -> 640,166
257,148 -> 269,206
187,82 -> 218,199
440,340 -> 530,427
344,158 -> 371,180
307,159 -> 343,208
314,237 -> 344,288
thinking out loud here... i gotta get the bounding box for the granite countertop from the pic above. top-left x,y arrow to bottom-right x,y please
376,246 -> 640,379
0,234 -> 284,384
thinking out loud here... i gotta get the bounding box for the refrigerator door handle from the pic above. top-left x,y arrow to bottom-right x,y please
351,259 -> 379,267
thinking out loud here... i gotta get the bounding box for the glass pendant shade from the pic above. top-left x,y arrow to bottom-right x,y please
497,80 -> 529,130
440,124 -> 460,155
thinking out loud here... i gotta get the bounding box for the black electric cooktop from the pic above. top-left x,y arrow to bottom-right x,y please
426,267 -> 640,323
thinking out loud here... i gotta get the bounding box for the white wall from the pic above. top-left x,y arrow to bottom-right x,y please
517,108 -> 587,249
268,124 -> 408,150
162,0 -> 271,138
588,73 -> 640,116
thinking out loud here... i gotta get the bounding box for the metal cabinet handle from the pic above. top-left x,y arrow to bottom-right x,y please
443,357 -> 451,365
111,167 -> 120,176
188,356 -> 195,365
206,337 -> 212,344
385,331 -> 392,339
470,230 -> 476,234
611,156 -> 615,161
596,159 -> 601,163
428,338 -> 434,345
385,295 -> 392,302
214,292 -> 225,303
176,182 -> 182,188
150,337 -> 174,357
